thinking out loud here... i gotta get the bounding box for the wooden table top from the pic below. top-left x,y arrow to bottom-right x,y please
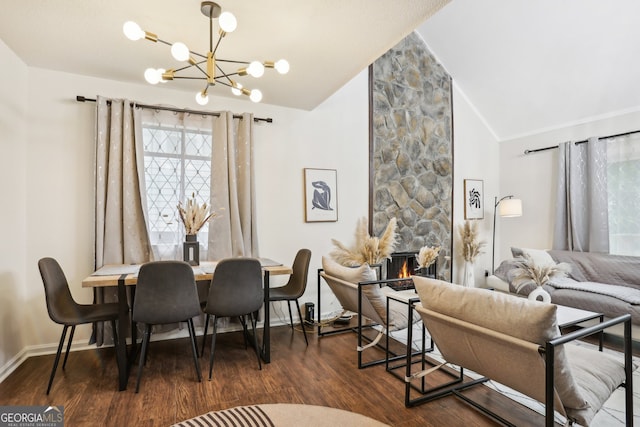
82,260 -> 292,288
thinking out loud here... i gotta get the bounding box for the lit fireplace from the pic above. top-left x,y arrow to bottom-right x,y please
387,251 -> 437,280
398,260 -> 410,278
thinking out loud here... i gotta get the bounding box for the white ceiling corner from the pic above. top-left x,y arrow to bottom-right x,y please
417,0 -> 640,141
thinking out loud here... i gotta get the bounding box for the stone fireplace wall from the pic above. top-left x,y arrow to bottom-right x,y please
371,31 -> 453,281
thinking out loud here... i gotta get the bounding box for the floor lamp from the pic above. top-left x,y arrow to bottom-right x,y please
492,196 -> 523,274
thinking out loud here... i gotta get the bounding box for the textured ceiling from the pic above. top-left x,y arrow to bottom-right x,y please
416,0 -> 640,141
0,0 -> 449,111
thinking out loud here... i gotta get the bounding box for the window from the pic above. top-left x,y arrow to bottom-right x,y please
142,122 -> 212,260
607,133 -> 640,256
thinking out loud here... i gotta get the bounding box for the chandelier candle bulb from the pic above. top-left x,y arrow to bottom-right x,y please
171,42 -> 190,62
144,68 -> 161,84
250,89 -> 263,103
230,81 -> 243,96
219,12 -> 237,33
195,91 -> 209,106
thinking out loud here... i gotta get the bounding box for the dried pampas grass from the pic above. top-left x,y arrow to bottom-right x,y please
511,255 -> 571,292
177,193 -> 218,235
458,220 -> 486,263
416,246 -> 440,269
330,217 -> 398,266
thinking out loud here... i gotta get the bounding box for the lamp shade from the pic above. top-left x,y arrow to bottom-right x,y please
499,198 -> 522,217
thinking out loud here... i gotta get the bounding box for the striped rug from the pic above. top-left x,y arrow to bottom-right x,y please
174,405 -> 273,427
173,404 -> 390,427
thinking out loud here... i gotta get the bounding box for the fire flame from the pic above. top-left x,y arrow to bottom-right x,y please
398,261 -> 410,278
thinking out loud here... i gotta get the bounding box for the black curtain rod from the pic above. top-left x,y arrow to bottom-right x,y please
524,129 -> 640,155
75,96 -> 273,123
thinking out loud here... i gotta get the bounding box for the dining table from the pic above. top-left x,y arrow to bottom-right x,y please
82,259 -> 292,391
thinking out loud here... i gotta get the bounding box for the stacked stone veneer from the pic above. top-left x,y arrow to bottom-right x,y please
372,31 -> 453,281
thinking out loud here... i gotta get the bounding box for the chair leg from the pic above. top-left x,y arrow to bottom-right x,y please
249,312 -> 262,371
295,300 -> 309,346
286,301 -> 294,329
201,314 -> 211,357
187,319 -> 202,382
62,325 -> 76,370
135,324 -> 152,393
208,316 -> 218,380
47,325 -> 69,395
238,315 -> 249,349
110,320 -> 118,349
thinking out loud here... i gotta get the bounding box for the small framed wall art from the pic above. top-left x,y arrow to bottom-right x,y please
304,168 -> 338,222
463,179 -> 484,220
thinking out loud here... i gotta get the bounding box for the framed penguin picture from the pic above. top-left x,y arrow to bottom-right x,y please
464,179 -> 484,220
304,168 -> 338,222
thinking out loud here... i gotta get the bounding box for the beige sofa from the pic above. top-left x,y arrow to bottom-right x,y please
411,275 -> 633,426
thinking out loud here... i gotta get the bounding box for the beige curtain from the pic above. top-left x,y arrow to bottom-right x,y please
95,96 -> 153,266
208,112 -> 259,258
94,96 -> 153,345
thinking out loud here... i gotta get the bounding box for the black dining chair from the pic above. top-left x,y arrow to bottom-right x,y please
267,249 -> 312,345
201,258 -> 264,380
38,257 -> 120,395
132,261 -> 202,392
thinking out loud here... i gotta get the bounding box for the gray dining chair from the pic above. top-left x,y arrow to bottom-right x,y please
267,249 -> 312,345
38,257 -> 120,395
201,258 -> 264,380
132,261 -> 202,392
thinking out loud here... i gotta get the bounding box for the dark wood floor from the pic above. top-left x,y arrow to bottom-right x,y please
0,323 -> 551,426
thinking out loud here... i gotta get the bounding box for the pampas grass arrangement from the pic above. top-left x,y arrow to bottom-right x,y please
330,217 -> 398,266
416,246 -> 440,269
177,193 -> 217,235
458,220 -> 486,263
511,255 -> 571,292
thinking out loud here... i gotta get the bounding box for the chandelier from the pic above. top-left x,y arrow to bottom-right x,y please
123,1 -> 289,106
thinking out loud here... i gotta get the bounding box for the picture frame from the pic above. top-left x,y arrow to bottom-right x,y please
304,168 -> 338,222
463,179 -> 484,220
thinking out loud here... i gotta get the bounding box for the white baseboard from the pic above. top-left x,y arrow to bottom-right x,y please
0,317 -> 293,384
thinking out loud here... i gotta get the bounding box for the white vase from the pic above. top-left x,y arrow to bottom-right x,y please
462,261 -> 474,287
528,286 -> 551,303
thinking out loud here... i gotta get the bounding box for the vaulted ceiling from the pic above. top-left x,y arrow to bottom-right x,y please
417,0 -> 640,140
2,1 -> 639,141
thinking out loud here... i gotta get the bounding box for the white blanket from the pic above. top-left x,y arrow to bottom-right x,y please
548,277 -> 640,305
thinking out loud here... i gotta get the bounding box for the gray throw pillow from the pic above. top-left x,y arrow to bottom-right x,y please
494,258 -> 536,296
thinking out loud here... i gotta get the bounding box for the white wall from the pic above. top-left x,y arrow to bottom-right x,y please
0,34 -> 502,378
450,83 -> 501,285
0,39 -> 29,377
497,110 -> 640,261
0,56 -> 371,377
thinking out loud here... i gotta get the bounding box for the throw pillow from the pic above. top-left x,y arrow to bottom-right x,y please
493,258 -> 536,296
510,247 -> 556,268
321,256 -> 377,283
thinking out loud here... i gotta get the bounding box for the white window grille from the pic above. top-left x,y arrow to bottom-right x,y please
142,122 -> 212,260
